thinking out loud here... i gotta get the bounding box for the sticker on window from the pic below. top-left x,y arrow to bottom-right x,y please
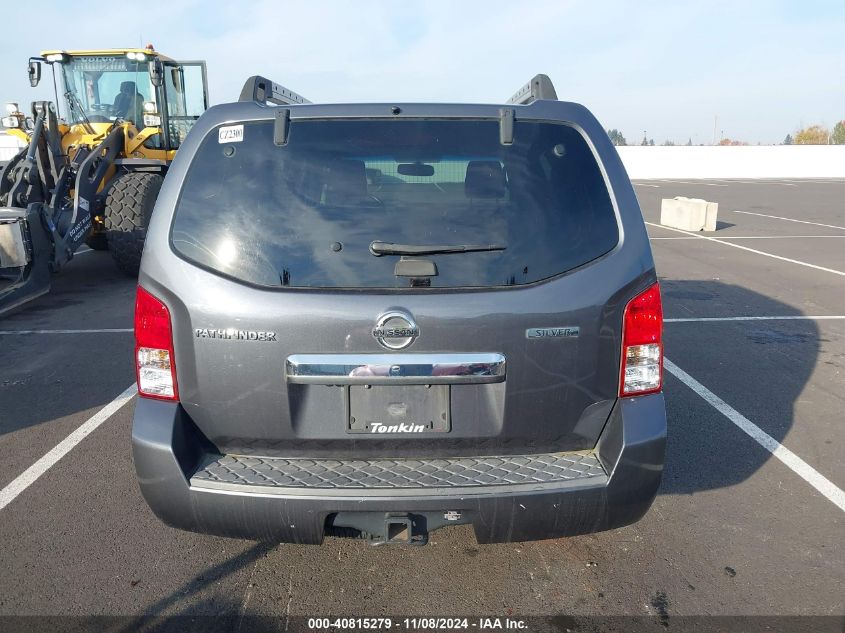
218,125 -> 244,143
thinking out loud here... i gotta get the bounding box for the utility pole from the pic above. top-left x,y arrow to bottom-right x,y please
713,116 -> 718,145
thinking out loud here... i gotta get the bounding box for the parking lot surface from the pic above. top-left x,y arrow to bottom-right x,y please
0,180 -> 843,628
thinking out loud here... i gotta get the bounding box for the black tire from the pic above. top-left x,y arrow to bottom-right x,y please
84,232 -> 109,251
104,171 -> 163,277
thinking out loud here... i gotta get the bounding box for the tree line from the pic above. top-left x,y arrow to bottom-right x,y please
783,122 -> 845,145
607,121 -> 845,146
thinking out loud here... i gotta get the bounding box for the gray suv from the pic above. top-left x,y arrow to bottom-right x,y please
131,74 -> 666,545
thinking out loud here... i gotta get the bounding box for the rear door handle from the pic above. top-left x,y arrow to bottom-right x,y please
286,353 -> 506,385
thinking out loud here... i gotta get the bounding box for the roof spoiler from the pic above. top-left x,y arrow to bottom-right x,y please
506,74 -> 558,105
239,75 -> 311,106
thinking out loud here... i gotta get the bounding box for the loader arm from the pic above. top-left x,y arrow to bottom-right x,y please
0,104 -> 123,316
46,125 -> 124,268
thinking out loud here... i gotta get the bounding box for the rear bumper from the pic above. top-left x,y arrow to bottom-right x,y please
131,394 -> 666,544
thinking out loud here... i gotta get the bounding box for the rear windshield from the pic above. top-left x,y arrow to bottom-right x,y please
170,119 -> 618,289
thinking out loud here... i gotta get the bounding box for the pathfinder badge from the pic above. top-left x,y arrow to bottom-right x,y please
195,328 -> 277,341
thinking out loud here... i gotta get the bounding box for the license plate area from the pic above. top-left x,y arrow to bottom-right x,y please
346,385 -> 451,434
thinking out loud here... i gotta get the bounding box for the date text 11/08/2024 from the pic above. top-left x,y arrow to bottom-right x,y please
307,618 -> 528,630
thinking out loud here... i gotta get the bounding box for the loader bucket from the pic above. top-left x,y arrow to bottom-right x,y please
0,204 -> 51,317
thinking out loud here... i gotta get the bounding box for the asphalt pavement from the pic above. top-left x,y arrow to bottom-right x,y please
0,180 -> 843,630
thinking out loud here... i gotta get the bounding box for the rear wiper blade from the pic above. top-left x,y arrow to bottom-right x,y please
369,241 -> 506,257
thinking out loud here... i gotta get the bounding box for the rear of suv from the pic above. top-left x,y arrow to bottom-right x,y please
131,74 -> 666,545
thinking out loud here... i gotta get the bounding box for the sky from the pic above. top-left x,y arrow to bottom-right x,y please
1,0 -> 843,145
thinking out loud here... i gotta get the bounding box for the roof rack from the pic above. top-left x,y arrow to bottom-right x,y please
239,75 -> 311,106
506,74 -> 558,105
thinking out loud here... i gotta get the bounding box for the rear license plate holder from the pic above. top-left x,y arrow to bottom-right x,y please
346,385 -> 450,434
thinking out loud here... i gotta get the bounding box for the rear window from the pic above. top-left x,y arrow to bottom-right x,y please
170,119 -> 618,289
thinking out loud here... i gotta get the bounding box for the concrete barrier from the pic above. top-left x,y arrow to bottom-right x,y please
616,145 -> 845,179
660,197 -> 718,231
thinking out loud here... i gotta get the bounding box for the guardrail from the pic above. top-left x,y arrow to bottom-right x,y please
616,145 -> 845,179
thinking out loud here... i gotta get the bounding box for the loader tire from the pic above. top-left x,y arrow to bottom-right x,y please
105,171 -> 163,277
84,233 -> 109,251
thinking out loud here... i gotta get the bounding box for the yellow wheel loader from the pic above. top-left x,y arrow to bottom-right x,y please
0,47 -> 207,315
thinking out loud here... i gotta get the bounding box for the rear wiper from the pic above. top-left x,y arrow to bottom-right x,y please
369,241 -> 506,257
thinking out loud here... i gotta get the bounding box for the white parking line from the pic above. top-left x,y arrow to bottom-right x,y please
0,384 -> 137,511
664,358 -> 845,513
644,222 -> 845,277
634,183 -> 660,188
651,235 -> 845,240
718,180 -> 798,186
740,181 -> 798,186
0,328 -> 133,335
656,180 -> 729,187
665,315 -> 845,323
726,210 -> 845,232
779,179 -> 845,184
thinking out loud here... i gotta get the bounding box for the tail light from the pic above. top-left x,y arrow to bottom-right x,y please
134,286 -> 179,401
620,282 -> 663,397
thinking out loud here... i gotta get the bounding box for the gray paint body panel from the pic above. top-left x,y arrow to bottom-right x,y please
133,96 -> 664,542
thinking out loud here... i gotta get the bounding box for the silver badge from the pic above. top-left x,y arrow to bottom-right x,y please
195,328 -> 277,341
372,311 -> 419,350
526,326 -> 580,339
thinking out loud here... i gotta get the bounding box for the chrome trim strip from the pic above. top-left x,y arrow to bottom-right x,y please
286,353 -> 506,385
190,473 -> 606,499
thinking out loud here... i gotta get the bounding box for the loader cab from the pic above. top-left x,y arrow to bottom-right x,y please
36,48 -> 208,152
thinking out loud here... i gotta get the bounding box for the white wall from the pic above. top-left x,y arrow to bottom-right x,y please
0,132 -> 26,162
616,145 -> 845,180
